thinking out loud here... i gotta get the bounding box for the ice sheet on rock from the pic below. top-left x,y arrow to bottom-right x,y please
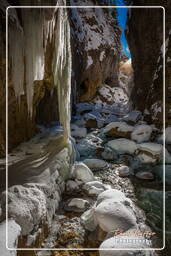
107,138 -> 137,155
0,220 -> 21,255
131,125 -> 153,143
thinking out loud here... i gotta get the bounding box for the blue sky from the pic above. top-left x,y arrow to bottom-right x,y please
115,0 -> 131,58
108,0 -> 131,57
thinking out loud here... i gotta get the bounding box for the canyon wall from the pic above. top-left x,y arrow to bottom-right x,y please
126,0 -> 171,126
69,0 -> 121,104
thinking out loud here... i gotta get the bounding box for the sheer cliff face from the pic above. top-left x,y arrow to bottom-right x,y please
70,0 -> 121,103
0,0 -> 72,156
126,1 -> 171,126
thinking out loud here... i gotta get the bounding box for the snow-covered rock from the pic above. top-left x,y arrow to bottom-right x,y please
135,171 -> 154,180
96,189 -> 132,206
137,143 -> 163,164
123,111 -> 142,125
66,180 -> 79,192
101,146 -> 117,160
5,185 -> 47,236
83,158 -> 108,170
83,181 -> 110,196
68,198 -> 90,210
131,125 -> 152,143
103,122 -> 134,138
0,220 -> 21,254
72,162 -> 95,183
107,138 -> 137,155
116,165 -> 131,177
99,228 -> 151,255
81,208 -> 98,231
71,124 -> 87,138
76,103 -> 93,115
76,134 -> 103,157
94,199 -> 137,232
158,127 -> 171,144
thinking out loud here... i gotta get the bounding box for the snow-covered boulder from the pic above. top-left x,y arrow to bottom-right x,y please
158,127 -> 171,145
135,171 -> 154,180
83,181 -> 110,196
123,111 -> 142,125
103,122 -> 134,138
72,162 -> 95,183
116,165 -> 131,177
137,143 -> 163,164
76,103 -> 93,115
94,199 -> 137,232
76,134 -> 103,157
131,125 -> 152,143
81,208 -> 98,232
99,228 -> 151,255
107,138 -> 137,155
71,124 -> 87,139
66,180 -> 79,192
6,185 -> 47,235
83,158 -> 108,170
0,220 -> 21,254
96,189 -> 132,206
101,146 -> 117,160
67,198 -> 90,212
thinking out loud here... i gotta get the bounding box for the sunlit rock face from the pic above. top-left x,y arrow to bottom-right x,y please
0,0 -> 72,156
69,0 -> 121,103
126,0 -> 171,126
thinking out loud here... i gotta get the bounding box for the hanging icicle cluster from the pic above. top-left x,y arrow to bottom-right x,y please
8,0 -> 72,141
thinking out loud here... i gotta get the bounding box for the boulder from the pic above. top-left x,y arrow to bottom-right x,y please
107,138 -> 137,155
66,198 -> 90,212
97,189 -> 132,206
137,143 -> 163,164
135,171 -> 154,180
103,122 -> 134,138
101,146 -> 117,161
94,199 -> 137,233
131,125 -> 152,143
84,113 -> 98,128
66,180 -> 79,192
72,162 -> 95,183
116,165 -> 131,177
123,111 -> 142,125
83,158 -> 108,170
71,124 -> 87,139
81,208 -> 98,232
83,181 -> 110,196
76,135 -> 103,157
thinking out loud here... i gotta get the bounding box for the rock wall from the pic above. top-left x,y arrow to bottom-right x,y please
126,0 -> 171,126
69,0 -> 121,104
0,0 -> 72,156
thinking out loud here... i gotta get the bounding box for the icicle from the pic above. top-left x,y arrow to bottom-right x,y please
53,3 -> 72,141
22,8 -> 45,117
9,14 -> 24,103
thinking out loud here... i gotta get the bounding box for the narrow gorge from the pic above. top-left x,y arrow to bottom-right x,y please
0,0 -> 170,256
